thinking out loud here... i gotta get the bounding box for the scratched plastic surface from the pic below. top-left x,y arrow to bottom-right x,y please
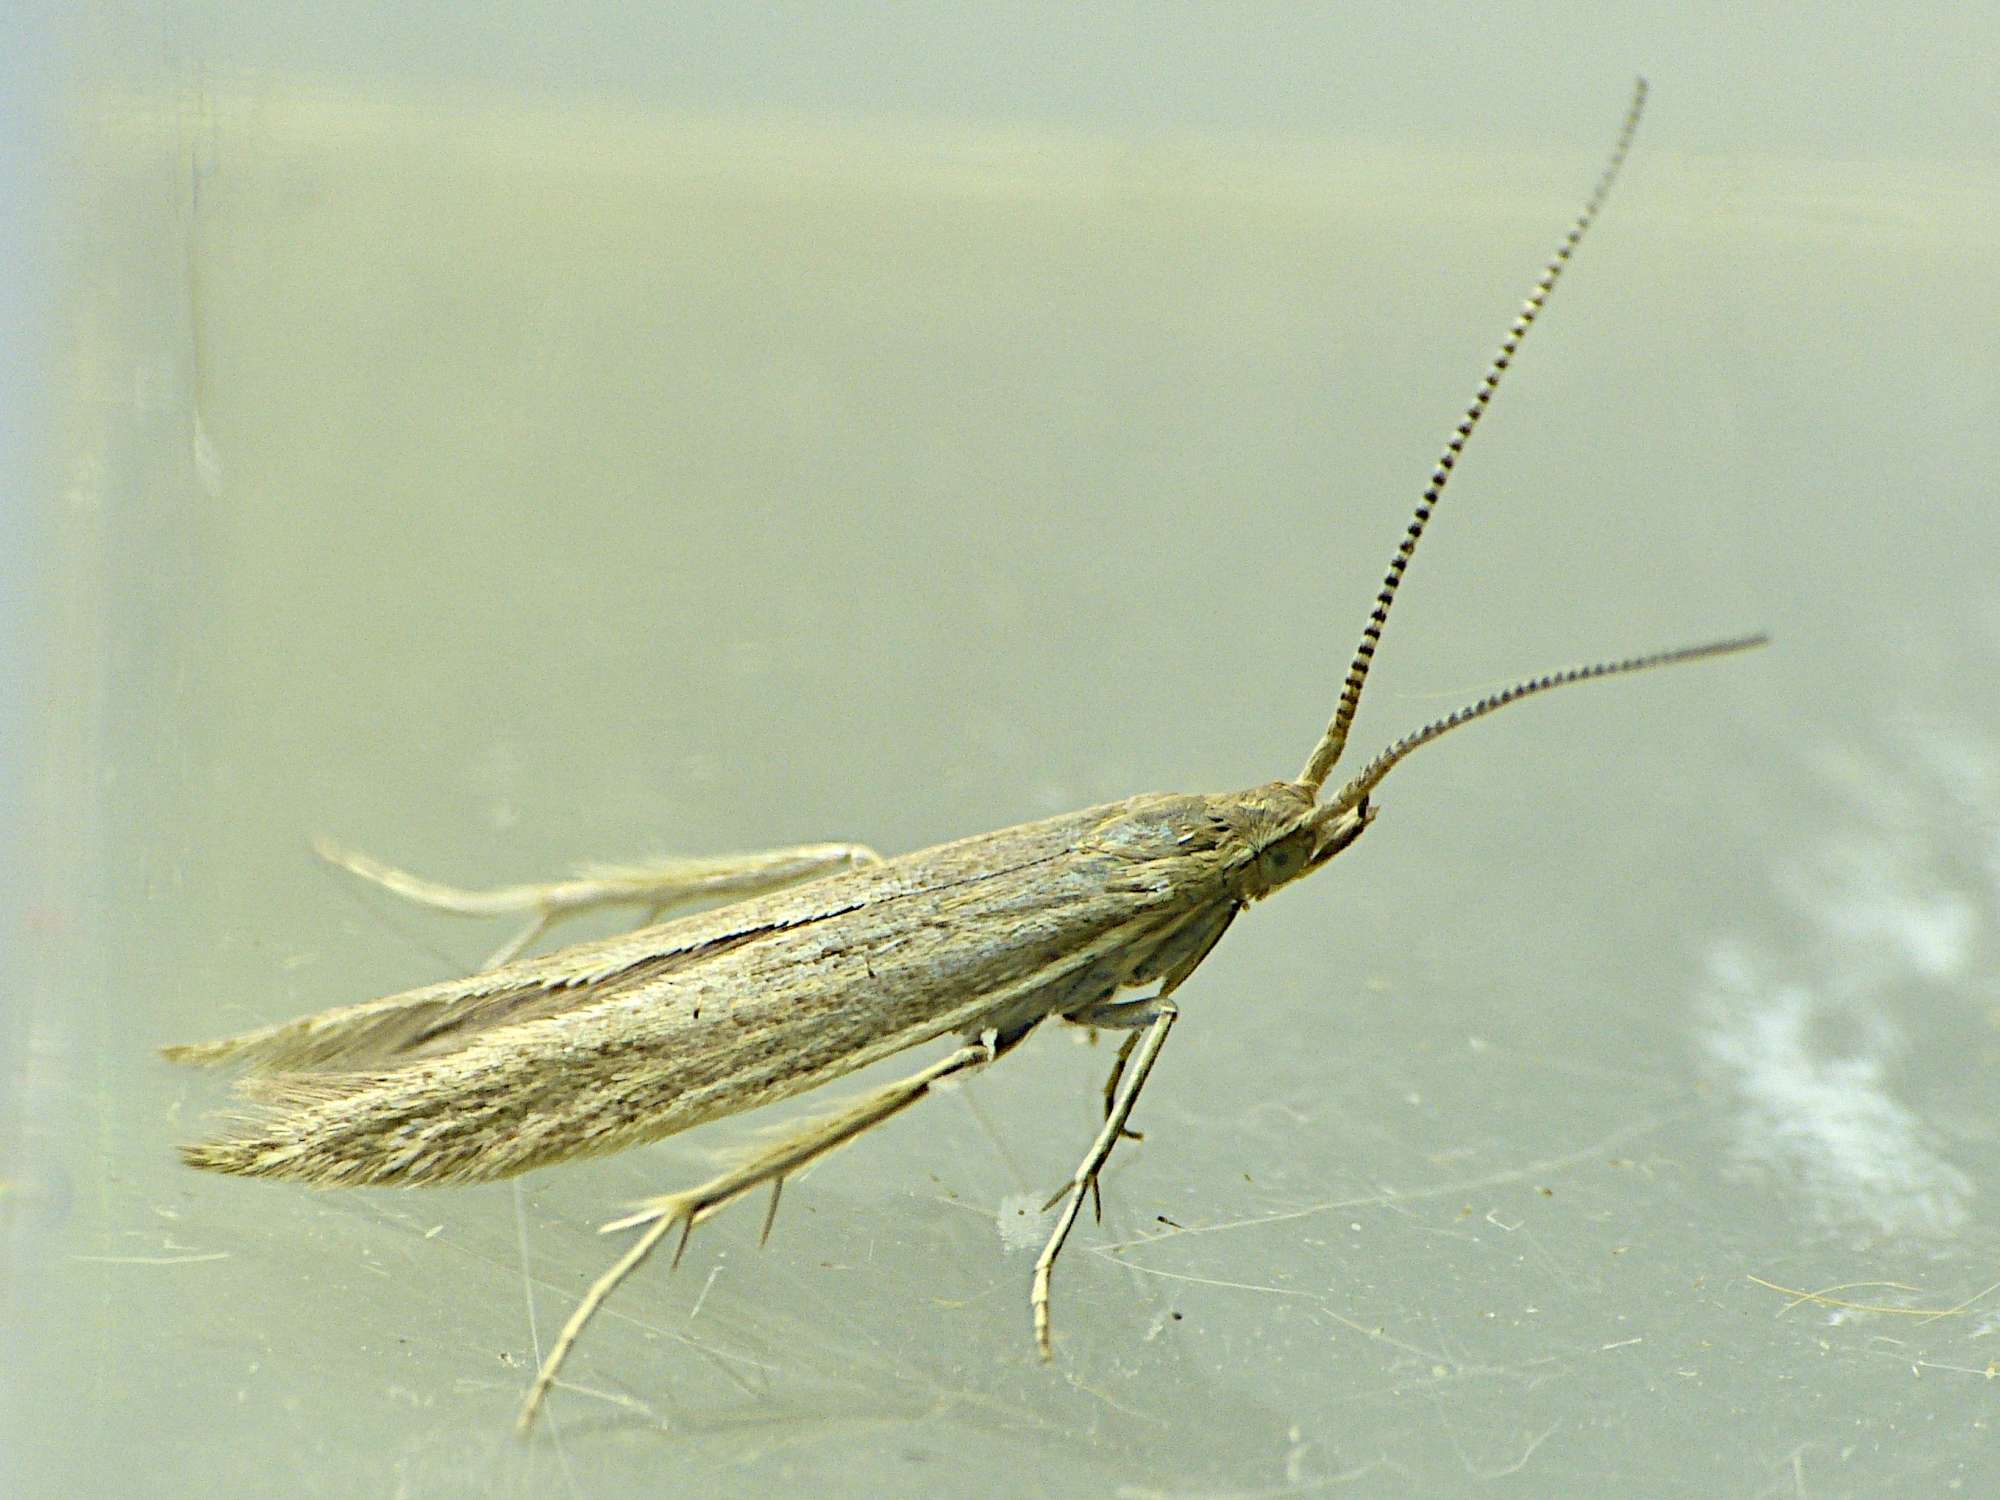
9,9 -> 2000,1497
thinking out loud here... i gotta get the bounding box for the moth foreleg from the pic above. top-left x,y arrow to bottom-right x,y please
315,837 -> 880,969
1033,997 -> 1179,1361
1080,901 -> 1237,1141
1052,997 -> 1163,1209
517,1036 -> 994,1435
1099,1032 -> 1145,1142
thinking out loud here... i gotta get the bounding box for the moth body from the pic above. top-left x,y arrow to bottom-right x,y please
173,782 -> 1351,1188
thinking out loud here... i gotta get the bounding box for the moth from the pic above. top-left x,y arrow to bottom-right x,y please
166,78 -> 1761,1433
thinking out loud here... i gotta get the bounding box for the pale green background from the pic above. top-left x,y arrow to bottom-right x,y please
7,6 -> 1999,1497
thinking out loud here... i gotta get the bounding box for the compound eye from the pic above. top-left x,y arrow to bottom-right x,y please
1264,840 -> 1305,880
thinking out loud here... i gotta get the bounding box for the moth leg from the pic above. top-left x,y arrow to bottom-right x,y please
516,1036 -> 996,1436
1057,995 -> 1170,1176
1100,1032 -> 1145,1141
1033,998 -> 1178,1360
314,837 -> 881,969
1082,901 -> 1237,1143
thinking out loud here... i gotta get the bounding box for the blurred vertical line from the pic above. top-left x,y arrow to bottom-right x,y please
0,0 -> 63,1454
7,0 -> 220,1427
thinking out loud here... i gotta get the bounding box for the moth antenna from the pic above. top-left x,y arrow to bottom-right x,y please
1299,78 -> 1648,795
1328,633 -> 1767,811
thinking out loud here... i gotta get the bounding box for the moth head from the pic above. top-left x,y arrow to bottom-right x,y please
1233,784 -> 1376,900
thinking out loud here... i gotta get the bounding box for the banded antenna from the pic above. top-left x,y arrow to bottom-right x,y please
1324,634 -> 1768,815
1299,78 -> 1650,795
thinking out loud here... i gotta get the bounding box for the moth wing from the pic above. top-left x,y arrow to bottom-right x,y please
160,911 -> 827,1072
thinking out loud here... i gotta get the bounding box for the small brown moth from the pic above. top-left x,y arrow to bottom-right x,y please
167,78 -> 1762,1434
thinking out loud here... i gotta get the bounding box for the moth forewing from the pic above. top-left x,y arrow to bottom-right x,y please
171,791 -> 1259,1188
168,78 -> 1764,1435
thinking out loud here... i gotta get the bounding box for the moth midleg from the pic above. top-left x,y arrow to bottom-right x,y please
314,837 -> 880,967
1032,996 -> 1179,1359
517,1035 -> 1003,1434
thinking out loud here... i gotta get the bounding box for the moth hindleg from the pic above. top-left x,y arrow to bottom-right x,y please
518,1035 -> 995,1433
